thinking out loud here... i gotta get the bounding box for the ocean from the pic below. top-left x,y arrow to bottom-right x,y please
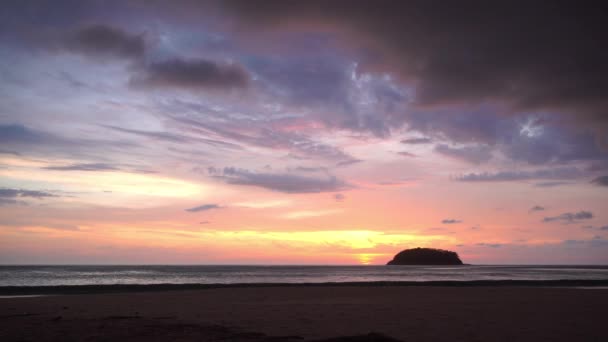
1,265 -> 608,287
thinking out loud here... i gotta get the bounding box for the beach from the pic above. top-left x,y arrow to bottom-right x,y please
2,285 -> 608,341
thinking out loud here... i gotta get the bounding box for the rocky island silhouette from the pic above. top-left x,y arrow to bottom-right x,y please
386,247 -> 464,265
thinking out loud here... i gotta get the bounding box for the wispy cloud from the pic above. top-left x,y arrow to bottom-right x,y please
0,188 -> 57,199
233,199 -> 291,209
43,163 -> 120,171
476,243 -> 504,248
529,205 -> 545,212
209,167 -> 352,193
543,211 -> 593,223
401,137 -> 432,144
333,193 -> 345,202
397,151 -> 416,157
280,209 -> 342,219
442,219 -> 462,224
455,167 -> 584,182
185,204 -> 221,212
435,144 -> 492,164
591,176 -> 608,186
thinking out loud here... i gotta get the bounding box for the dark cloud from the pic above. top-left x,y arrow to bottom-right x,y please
442,219 -> 461,224
334,193 -> 345,202
220,1 -> 608,130
543,211 -> 593,223
131,58 -> 249,91
64,25 -> 145,60
455,167 -> 584,182
434,144 -> 492,164
591,176 -> 608,186
0,188 -> 57,199
401,137 -> 432,144
209,167 -> 351,193
529,206 -> 545,212
43,163 -> 119,171
185,204 -> 221,212
600,225 -> 608,231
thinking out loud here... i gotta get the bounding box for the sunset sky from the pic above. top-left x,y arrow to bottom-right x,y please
1,1 -> 607,265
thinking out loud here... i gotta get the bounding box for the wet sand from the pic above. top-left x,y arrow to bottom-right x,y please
1,285 -> 607,341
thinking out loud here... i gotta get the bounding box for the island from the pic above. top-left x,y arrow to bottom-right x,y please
386,247 -> 464,265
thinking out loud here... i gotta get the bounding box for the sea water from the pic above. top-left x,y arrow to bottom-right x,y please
1,265 -> 608,287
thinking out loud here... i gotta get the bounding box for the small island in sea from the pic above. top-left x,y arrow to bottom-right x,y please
386,247 -> 464,265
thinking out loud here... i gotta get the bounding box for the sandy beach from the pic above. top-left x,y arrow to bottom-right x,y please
2,285 -> 608,341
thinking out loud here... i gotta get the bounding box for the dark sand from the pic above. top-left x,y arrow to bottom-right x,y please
1,285 -> 607,341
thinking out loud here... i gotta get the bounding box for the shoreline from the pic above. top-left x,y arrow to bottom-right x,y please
3,279 -> 608,295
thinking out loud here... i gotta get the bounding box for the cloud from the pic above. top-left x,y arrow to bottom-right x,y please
167,114 -> 356,163
246,53 -> 407,138
209,167 -> 352,193
442,219 -> 461,224
434,144 -> 492,164
0,124 -> 61,146
280,209 -> 342,219
334,193 -> 345,202
401,137 -> 432,144
476,243 -> 503,248
600,225 -> 608,231
185,204 -> 221,212
529,205 -> 545,212
0,188 -> 57,199
220,1 -> 608,130
397,151 -> 416,157
104,125 -> 190,143
294,166 -> 328,173
43,163 -> 120,171
233,199 -> 291,209
455,167 -> 584,182
591,176 -> 608,186
64,25 -> 146,60
534,181 -> 573,188
131,58 -> 249,91
543,211 -> 593,223
335,159 -> 364,167
0,124 -> 140,161
103,125 -> 242,149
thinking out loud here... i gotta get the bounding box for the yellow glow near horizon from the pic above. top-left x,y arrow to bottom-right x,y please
357,253 -> 381,265
109,228 -> 452,254
0,168 -> 204,198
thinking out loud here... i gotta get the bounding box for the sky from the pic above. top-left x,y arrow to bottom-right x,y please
1,0 -> 607,265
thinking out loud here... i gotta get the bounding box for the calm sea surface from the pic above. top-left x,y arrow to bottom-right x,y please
1,265 -> 608,287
